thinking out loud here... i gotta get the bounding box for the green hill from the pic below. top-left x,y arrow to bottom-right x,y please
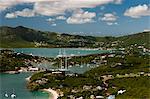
0,26 -> 48,47
0,26 -> 149,48
117,32 -> 150,48
0,26 -> 97,48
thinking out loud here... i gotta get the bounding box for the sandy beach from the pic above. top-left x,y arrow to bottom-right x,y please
43,88 -> 59,99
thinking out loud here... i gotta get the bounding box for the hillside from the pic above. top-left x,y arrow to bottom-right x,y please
118,32 -> 150,48
0,26 -> 149,48
0,26 -> 48,47
0,26 -> 97,48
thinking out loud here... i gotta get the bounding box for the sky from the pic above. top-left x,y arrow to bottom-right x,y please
0,0 -> 150,36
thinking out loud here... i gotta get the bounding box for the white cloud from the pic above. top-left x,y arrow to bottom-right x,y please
0,0 -> 17,11
33,1 -> 66,16
144,29 -> 150,32
100,13 -> 118,25
56,16 -> 66,20
107,22 -> 113,25
114,0 -> 123,4
51,23 -> 57,26
46,18 -> 57,26
32,0 -> 116,16
101,13 -> 117,21
0,0 -> 60,11
124,4 -> 150,18
5,8 -> 35,18
5,13 -> 17,18
15,8 -> 35,17
46,18 -> 55,23
1,0 -> 123,18
100,6 -> 105,10
107,22 -> 118,25
66,9 -> 96,24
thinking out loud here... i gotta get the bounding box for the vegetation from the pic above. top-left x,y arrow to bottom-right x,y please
0,26 -> 149,48
85,51 -> 149,77
27,71 -> 102,89
0,49 -> 48,72
27,47 -> 150,98
0,26 -> 149,98
118,32 -> 150,48
107,77 -> 150,99
0,50 -> 26,72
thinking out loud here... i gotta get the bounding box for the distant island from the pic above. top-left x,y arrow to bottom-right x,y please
0,26 -> 149,48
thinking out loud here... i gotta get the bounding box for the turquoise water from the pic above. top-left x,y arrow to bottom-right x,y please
0,48 -> 108,99
13,48 -> 108,73
0,73 -> 50,99
13,48 -> 108,58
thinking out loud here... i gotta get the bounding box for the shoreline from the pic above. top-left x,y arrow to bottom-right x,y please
2,71 -> 32,74
42,88 -> 59,99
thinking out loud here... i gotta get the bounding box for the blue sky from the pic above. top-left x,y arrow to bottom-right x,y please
0,0 -> 150,36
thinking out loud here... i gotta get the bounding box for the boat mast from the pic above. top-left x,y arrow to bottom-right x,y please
63,49 -> 67,69
59,49 -> 63,69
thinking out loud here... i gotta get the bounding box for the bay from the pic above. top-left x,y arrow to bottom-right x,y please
0,48 -> 108,99
13,48 -> 108,58
0,73 -> 49,99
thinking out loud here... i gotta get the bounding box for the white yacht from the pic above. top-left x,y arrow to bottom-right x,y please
10,93 -> 16,98
4,92 -> 9,98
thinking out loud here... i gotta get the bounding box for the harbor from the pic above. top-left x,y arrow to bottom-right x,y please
0,48 -> 108,99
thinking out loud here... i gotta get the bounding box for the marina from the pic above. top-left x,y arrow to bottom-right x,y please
0,48 -> 107,99
0,72 -> 50,99
12,48 -> 108,58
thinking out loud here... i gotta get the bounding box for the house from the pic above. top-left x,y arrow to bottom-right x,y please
108,54 -> 115,57
71,89 -> 79,93
90,95 -> 95,99
96,86 -> 102,90
76,96 -> 83,99
28,67 -> 39,71
101,75 -> 114,82
117,90 -> 126,95
65,71 -> 77,76
35,79 -> 46,84
107,95 -> 115,99
119,48 -> 125,51
101,55 -> 106,59
83,85 -> 92,90
52,71 -> 63,74
96,96 -> 104,99
67,95 -> 75,99
138,46 -> 144,49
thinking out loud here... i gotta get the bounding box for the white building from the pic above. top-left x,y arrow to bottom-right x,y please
28,67 -> 39,71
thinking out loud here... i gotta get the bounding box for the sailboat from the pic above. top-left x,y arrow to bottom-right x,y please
4,91 -> 9,98
57,49 -> 63,57
80,65 -> 83,68
10,93 -> 16,98
29,53 -> 33,56
10,89 -> 16,98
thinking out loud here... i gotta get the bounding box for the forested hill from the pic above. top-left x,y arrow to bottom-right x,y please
0,26 -> 149,48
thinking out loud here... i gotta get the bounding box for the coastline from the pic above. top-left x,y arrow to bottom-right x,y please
42,88 -> 59,99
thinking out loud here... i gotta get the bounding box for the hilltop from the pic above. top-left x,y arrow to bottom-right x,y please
0,26 -> 149,48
